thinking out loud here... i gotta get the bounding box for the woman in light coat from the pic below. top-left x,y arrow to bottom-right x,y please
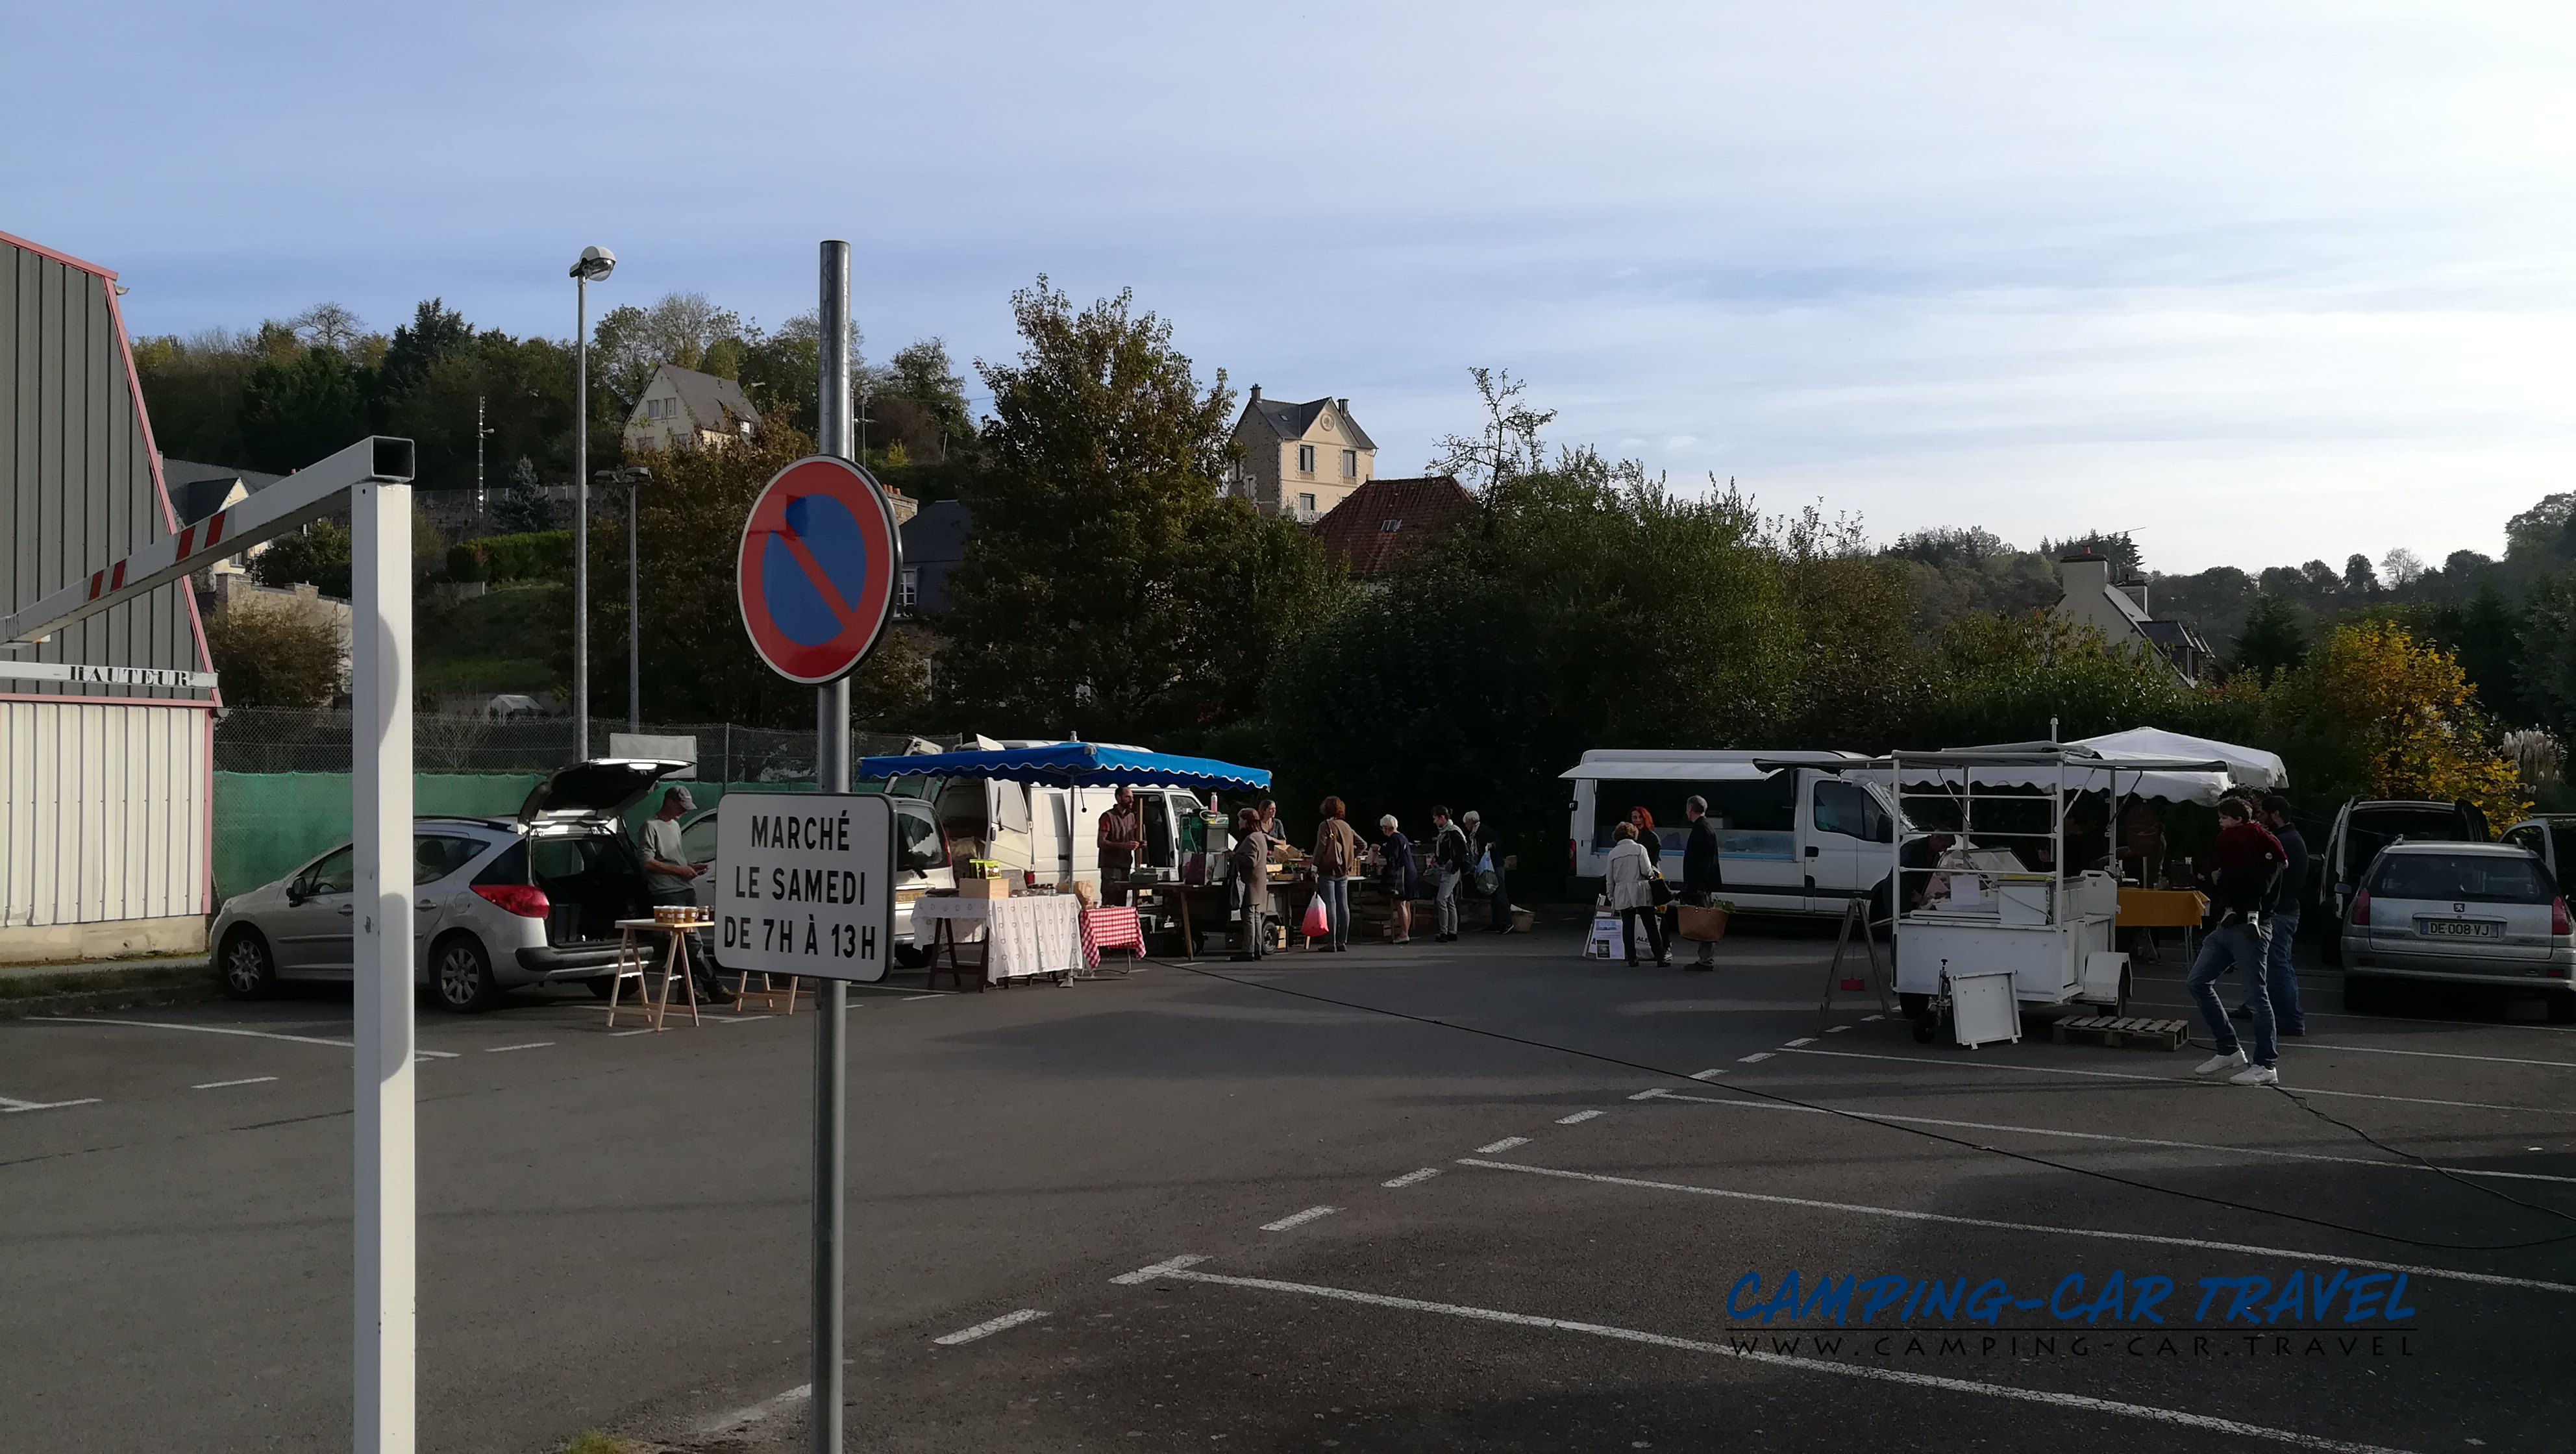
1603,822 -> 1668,966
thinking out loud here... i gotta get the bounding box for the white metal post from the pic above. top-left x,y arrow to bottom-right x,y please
352,477 -> 415,1454
812,238 -> 854,1454
573,273 -> 589,760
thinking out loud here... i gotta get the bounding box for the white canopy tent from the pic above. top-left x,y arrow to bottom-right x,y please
1842,742 -> 2240,806
2070,727 -> 2287,791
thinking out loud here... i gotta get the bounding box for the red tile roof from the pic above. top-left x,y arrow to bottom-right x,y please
1309,474 -> 1475,577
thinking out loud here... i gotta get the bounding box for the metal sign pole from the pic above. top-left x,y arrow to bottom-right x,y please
352,475 -> 416,1453
811,237 -> 854,1453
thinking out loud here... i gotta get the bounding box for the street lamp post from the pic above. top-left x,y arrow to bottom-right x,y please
605,465 -> 650,733
569,243 -> 615,759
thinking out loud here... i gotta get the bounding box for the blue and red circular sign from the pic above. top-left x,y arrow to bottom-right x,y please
736,455 -> 902,685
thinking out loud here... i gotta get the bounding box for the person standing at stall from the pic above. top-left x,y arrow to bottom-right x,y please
2236,794 -> 2310,1037
1604,822 -> 1667,966
1229,807 -> 1274,961
1431,806 -> 1471,943
1311,796 -> 1365,953
1629,806 -> 1663,875
1096,785 -> 1146,907
1376,814 -> 1417,944
1465,810 -> 1513,933
1680,795 -> 1724,970
2190,796 -> 2285,1085
639,785 -> 722,1003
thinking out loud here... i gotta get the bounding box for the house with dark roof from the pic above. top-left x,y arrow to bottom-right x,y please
1309,474 -> 1474,584
159,456 -> 286,584
2055,552 -> 2214,685
624,363 -> 763,454
897,500 -> 972,617
1226,387 -> 1376,522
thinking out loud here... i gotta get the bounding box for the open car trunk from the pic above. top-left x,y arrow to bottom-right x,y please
475,833 -> 650,946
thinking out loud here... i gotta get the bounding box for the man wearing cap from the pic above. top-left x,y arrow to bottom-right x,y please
639,785 -> 719,1002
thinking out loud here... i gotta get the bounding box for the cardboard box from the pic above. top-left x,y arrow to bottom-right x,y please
958,876 -> 1013,900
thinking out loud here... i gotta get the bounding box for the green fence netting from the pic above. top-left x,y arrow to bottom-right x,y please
212,773 -> 817,900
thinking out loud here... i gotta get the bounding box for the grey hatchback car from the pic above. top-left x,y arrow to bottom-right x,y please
2339,839 -> 2575,1020
210,759 -> 689,1012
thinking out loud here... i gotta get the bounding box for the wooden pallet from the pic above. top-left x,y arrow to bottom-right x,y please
2051,1015 -> 2191,1051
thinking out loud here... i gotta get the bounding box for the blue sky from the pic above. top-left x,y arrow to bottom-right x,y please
8,1 -> 2570,572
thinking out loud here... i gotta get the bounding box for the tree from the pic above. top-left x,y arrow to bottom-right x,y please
2299,560 -> 2342,597
377,299 -> 473,401
941,277 -> 1335,742
2267,619 -> 2525,826
1427,367 -> 1556,487
2232,592 -> 2308,684
253,521 -> 354,599
2342,552 -> 2381,596
1271,450 -> 1797,878
204,595 -> 342,706
2522,570 -> 2576,746
288,302 -> 365,352
2041,531 -> 2142,574
2506,492 -> 2576,564
490,457 -> 557,534
887,339 -> 973,443
2381,548 -> 2427,589
238,346 -> 368,474
1913,613 -> 2188,748
1888,526 -> 2008,569
591,292 -> 749,408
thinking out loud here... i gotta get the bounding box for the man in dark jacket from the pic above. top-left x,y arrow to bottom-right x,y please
1466,810 -> 1513,932
1430,806 -> 1472,943
2235,795 -> 2310,1035
1680,795 -> 1725,969
2189,796 -> 2285,1085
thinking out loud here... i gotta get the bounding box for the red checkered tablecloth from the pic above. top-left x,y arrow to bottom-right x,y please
1080,906 -> 1145,970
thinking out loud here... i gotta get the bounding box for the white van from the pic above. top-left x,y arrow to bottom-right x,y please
925,743 -> 1218,893
1562,749 -> 1905,917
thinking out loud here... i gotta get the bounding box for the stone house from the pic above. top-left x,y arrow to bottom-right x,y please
2054,551 -> 2214,685
623,364 -> 762,454
1226,388 -> 1376,521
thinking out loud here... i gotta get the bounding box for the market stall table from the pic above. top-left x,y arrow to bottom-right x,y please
605,918 -> 708,1030
911,894 -> 1084,989
2117,886 -> 2209,962
1080,906 -> 1147,974
1131,878 -> 1300,959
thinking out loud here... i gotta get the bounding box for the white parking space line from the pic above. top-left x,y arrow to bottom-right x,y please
607,1028 -> 656,1037
26,1018 -> 461,1057
190,1077 -> 279,1090
2271,1041 -> 2576,1072
483,1042 -> 554,1054
1,1094 -> 101,1113
1108,1259 -> 2417,1454
1555,1110 -> 1605,1124
1476,1137 -> 1531,1154
1110,1253 -> 1209,1285
932,1308 -> 1048,1346
1259,1205 -> 1341,1231
1382,1168 -> 1442,1188
1455,1158 -> 2576,1296
1776,1047 -> 2576,1116
2127,990 -> 2576,1037
1784,1037 -> 1816,1047
1737,1052 -> 1774,1063
1632,1088 -> 2576,1185
1825,1025 -> 1851,1033
1688,1068 -> 1728,1080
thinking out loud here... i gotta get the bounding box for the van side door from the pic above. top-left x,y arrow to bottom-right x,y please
1805,772 -> 1893,909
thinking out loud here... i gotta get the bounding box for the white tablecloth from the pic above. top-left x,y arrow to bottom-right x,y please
911,895 -> 1085,983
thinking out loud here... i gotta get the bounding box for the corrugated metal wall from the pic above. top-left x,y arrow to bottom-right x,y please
1,700 -> 208,927
1,233 -> 214,933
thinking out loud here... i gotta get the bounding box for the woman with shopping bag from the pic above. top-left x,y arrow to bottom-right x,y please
1309,796 -> 1366,952
1228,807 -> 1274,961
1602,822 -> 1670,967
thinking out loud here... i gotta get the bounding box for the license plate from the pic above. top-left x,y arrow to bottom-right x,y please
2416,918 -> 2503,939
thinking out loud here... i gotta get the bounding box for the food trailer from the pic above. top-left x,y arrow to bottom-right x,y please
1858,745 -> 2233,1046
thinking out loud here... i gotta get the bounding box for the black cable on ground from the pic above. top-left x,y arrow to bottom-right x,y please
1161,957 -> 2576,1254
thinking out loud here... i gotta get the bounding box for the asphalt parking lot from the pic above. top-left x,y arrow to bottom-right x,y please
4,920 -> 2572,1453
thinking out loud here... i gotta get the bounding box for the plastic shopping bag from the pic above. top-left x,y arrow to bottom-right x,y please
1302,894 -> 1331,939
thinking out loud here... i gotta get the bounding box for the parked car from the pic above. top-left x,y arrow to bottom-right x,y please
2338,839 -> 2574,1021
210,759 -> 690,1012
2502,815 -> 2576,883
2320,798 -> 2488,963
678,793 -> 951,968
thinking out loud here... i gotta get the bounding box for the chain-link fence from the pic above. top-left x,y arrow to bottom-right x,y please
214,708 -> 932,780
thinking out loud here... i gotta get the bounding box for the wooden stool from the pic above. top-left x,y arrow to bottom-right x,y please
728,969 -> 809,1013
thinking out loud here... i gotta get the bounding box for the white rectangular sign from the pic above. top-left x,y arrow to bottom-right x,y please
713,792 -> 894,983
0,659 -> 217,690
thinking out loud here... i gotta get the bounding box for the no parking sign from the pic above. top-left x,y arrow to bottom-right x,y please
735,454 -> 902,684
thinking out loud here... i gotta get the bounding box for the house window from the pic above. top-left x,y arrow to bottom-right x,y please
898,567 -> 919,613
1298,493 -> 1317,515
1342,449 -> 1357,477
1298,445 -> 1315,473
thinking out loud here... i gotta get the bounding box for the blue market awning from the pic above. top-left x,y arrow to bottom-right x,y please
854,741 -> 1271,793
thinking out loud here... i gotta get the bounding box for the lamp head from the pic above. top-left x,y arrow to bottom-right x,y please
570,245 -> 617,282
